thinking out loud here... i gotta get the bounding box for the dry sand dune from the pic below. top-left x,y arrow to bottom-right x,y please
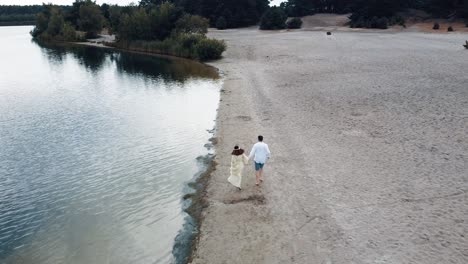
191,26 -> 468,264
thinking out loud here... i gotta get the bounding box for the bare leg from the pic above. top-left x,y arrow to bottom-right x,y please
259,168 -> 264,182
255,170 -> 260,185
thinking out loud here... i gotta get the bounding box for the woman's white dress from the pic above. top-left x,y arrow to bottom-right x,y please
228,154 -> 249,188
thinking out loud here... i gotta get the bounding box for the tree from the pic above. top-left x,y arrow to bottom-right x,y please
174,0 -> 269,29
215,16 -> 227,29
47,7 -> 64,36
30,5 -> 50,37
108,5 -> 123,33
139,0 -> 168,7
130,8 -> 152,40
149,2 -> 184,40
67,0 -> 85,25
260,7 -> 287,30
175,14 -> 209,34
78,0 -> 104,37
280,0 -> 315,17
100,3 -> 110,20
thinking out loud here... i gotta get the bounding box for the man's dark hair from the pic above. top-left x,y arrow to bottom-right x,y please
258,135 -> 263,142
234,145 -> 239,149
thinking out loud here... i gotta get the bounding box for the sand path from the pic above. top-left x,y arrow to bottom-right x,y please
191,28 -> 468,263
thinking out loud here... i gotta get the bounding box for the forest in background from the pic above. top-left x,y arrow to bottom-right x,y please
280,0 -> 468,28
1,0 -> 468,29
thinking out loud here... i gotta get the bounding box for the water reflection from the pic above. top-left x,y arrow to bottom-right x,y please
1,27 -> 221,264
34,40 -> 219,82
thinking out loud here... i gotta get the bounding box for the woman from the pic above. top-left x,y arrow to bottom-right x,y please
228,145 -> 249,190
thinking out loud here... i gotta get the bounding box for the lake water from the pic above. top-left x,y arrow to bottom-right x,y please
0,26 -> 221,264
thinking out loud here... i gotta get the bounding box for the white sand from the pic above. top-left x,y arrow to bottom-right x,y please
191,26 -> 468,263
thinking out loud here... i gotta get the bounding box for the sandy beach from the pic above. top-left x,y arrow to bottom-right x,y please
190,22 -> 468,263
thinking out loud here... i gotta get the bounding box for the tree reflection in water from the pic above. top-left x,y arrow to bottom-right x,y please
34,40 -> 219,83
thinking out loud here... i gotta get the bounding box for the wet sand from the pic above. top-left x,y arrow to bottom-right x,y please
191,27 -> 468,263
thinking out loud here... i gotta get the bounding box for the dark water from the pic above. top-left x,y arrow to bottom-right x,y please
0,26 -> 221,263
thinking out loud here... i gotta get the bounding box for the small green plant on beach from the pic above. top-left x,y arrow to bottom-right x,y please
433,22 -> 440,30
463,41 -> 468,49
448,26 -> 454,32
195,38 -> 227,60
286,17 -> 302,29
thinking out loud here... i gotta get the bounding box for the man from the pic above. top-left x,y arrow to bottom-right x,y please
248,135 -> 271,186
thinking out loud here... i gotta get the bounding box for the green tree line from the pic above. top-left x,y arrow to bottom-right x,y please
13,0 -> 468,32
279,0 -> 468,28
0,5 -> 70,25
30,0 -> 226,61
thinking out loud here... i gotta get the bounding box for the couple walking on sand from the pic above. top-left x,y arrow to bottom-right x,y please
228,135 -> 271,190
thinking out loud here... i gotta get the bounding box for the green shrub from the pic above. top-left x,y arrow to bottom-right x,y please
116,35 -> 226,61
175,14 -> 209,34
215,16 -> 227,30
433,22 -> 440,30
62,22 -> 79,41
179,33 -> 204,49
463,41 -> 468,49
370,16 -> 388,29
389,15 -> 405,27
286,17 -> 302,29
448,26 -> 454,32
259,7 -> 287,30
195,38 -> 226,61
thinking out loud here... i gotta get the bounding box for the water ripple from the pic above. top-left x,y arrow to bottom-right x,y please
0,26 -> 221,264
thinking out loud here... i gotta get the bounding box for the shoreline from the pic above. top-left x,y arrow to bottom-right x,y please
189,28 -> 468,263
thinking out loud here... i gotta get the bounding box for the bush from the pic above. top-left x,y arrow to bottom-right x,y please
448,26 -> 454,32
389,15 -> 405,27
116,35 -> 226,61
62,22 -> 79,41
377,17 -> 389,29
215,16 -> 227,30
195,38 -> 226,61
464,41 -> 468,49
433,22 -> 440,30
259,7 -> 287,30
370,16 -> 388,29
286,17 -> 302,29
175,14 -> 209,34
